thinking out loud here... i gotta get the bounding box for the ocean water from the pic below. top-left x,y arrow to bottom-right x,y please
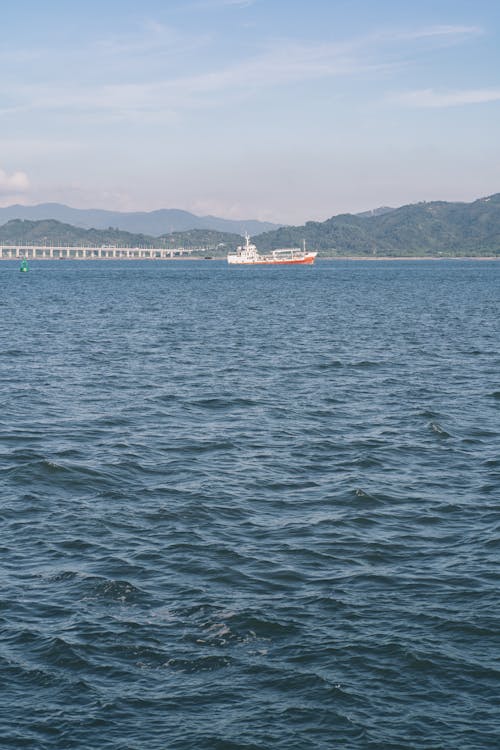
1,259 -> 499,750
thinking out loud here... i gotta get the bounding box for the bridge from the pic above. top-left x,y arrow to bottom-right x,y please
0,245 -> 199,260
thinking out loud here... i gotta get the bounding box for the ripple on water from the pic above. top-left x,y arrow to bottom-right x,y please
1,260 -> 499,749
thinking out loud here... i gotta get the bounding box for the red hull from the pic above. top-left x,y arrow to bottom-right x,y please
243,255 -> 316,265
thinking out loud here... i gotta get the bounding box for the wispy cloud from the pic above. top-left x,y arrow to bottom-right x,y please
178,39 -> 385,91
0,22 -> 487,123
0,41 -> 381,124
346,23 -> 482,52
93,20 -> 210,59
390,24 -> 482,41
190,0 -> 256,8
395,88 -> 500,108
0,37 -> 388,122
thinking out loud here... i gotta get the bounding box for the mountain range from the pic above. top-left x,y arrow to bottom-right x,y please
1,194 -> 499,256
0,203 -> 280,236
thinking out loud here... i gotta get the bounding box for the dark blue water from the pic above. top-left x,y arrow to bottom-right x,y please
1,260 -> 499,749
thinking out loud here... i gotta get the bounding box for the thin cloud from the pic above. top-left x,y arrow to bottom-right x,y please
0,23 -> 486,122
15,23 -> 421,113
349,23 -> 482,51
190,0 -> 255,8
393,24 -> 482,40
93,20 -> 211,59
0,38 -> 389,121
395,88 -> 500,108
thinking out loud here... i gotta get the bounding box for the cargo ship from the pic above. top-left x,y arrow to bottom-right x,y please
227,234 -> 317,265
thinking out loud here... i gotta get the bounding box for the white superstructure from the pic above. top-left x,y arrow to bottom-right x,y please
227,234 -> 317,265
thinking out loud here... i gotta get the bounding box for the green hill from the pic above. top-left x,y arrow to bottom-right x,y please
157,229 -> 243,254
0,219 -> 156,247
0,219 -> 242,254
254,194 -> 500,256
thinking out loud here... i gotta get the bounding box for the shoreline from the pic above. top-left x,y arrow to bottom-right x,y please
320,255 -> 499,261
1,255 -> 498,262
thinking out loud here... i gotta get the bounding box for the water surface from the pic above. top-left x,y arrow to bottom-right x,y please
1,259 -> 499,749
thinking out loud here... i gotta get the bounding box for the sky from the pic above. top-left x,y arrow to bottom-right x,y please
1,0 -> 500,224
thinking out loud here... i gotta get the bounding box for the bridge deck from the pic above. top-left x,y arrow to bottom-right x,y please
0,245 -> 197,259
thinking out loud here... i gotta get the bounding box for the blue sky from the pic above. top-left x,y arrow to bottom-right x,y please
1,0 -> 499,223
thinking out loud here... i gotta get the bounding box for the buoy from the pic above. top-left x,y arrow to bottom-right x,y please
20,258 -> 28,273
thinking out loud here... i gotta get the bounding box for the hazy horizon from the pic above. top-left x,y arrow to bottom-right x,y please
1,0 -> 499,224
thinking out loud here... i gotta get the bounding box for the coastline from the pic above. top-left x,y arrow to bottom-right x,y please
320,255 -> 500,261
1,255 -> 498,262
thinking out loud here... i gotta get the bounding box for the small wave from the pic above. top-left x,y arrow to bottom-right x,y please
164,655 -> 231,672
267,480 -> 320,490
0,655 -> 60,687
35,636 -> 89,670
351,360 -> 380,368
4,457 -> 115,487
93,415 -> 131,427
41,459 -> 67,472
148,393 -> 180,404
0,348 -> 26,357
417,409 -> 440,419
317,360 -> 344,370
225,612 -> 298,639
190,397 -> 257,411
47,570 -> 80,583
176,439 -> 236,453
352,456 -> 384,468
429,422 -> 451,438
82,576 -> 148,603
352,488 -> 383,505
193,621 -> 235,647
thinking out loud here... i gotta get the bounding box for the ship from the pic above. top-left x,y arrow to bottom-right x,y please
227,234 -> 317,265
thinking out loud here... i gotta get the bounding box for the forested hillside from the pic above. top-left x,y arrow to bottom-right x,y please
255,194 -> 500,256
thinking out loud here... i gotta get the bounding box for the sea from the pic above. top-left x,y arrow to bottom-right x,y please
1,259 -> 499,750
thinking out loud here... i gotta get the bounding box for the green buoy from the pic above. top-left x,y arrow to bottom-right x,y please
20,258 -> 28,273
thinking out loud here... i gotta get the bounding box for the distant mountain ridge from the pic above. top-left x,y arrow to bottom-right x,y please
356,206 -> 395,218
1,193 -> 500,257
0,203 -> 280,236
256,194 -> 500,256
